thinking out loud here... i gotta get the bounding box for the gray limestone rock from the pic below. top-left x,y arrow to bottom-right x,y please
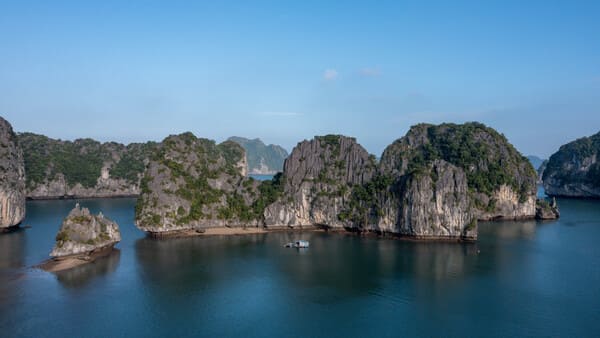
134,133 -> 260,235
543,131 -> 600,198
0,117 -> 26,229
264,135 -> 376,228
50,204 -> 121,257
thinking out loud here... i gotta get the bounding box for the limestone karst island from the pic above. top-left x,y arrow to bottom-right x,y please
2,2 -> 600,337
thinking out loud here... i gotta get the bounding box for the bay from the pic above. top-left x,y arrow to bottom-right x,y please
1,194 -> 599,337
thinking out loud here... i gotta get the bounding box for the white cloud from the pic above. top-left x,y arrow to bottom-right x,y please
323,69 -> 338,81
359,67 -> 381,77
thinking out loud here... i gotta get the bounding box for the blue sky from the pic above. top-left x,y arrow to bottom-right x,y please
1,1 -> 599,157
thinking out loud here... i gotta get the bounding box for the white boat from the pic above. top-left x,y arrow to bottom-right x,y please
284,240 -> 310,248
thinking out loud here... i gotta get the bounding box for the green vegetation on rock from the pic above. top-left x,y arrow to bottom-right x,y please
135,133 -> 285,231
18,133 -> 156,189
543,131 -> 600,192
382,122 -> 536,203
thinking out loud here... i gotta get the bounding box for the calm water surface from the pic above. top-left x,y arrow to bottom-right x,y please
1,195 -> 599,337
249,174 -> 275,181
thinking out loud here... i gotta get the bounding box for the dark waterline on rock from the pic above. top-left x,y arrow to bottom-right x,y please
0,194 -> 599,337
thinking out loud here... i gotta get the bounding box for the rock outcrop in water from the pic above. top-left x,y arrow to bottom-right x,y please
50,204 -> 121,257
263,134 -> 477,239
380,123 -> 537,221
134,133 -> 280,235
0,117 -> 26,230
264,135 -> 376,228
535,197 -> 560,220
543,131 -> 600,198
135,123 -> 541,240
18,133 -> 156,199
265,123 -> 538,240
228,137 -> 288,174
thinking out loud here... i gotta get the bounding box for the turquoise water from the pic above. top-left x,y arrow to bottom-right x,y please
249,174 -> 275,181
1,196 -> 600,337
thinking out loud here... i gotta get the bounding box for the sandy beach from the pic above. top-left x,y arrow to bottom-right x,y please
37,246 -> 117,273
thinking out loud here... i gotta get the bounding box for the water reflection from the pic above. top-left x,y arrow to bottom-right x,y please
275,234 -> 479,294
479,220 -> 538,240
54,250 -> 121,289
134,231 -> 481,300
134,234 -> 271,293
0,228 -> 26,269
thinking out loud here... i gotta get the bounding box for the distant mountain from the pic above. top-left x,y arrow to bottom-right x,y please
527,155 -> 546,171
227,137 -> 288,175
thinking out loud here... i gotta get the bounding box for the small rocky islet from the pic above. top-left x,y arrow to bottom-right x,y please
39,203 -> 121,272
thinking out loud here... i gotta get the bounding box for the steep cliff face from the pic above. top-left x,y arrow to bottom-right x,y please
135,123 -> 541,240
50,204 -> 121,257
18,133 -> 156,199
264,123 -> 536,240
263,134 -> 476,239
380,122 -> 537,221
0,117 -> 26,229
543,131 -> 600,198
228,136 -> 288,174
135,133 -> 277,234
264,135 -> 376,228
373,160 -> 476,239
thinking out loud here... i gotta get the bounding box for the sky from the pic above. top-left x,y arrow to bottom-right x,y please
1,0 -> 599,158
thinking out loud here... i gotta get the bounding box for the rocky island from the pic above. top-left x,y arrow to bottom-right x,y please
134,133 -> 282,236
39,204 -> 121,272
16,132 -> 291,199
543,131 -> 600,198
137,122 -> 550,240
535,197 -> 560,220
18,132 -> 157,199
0,117 -> 26,231
266,123 -> 539,239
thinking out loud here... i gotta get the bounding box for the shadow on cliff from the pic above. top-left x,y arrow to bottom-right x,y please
53,249 -> 121,289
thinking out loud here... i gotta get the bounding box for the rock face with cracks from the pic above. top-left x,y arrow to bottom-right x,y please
136,123 -> 542,241
134,132 -> 280,235
265,123 -> 539,240
0,117 -> 26,229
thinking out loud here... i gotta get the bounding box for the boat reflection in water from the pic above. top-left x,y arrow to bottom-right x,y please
284,240 -> 310,248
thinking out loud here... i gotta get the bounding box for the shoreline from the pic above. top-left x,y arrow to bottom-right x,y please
26,194 -> 139,201
36,245 -> 117,273
143,225 -> 478,242
146,225 -> 323,239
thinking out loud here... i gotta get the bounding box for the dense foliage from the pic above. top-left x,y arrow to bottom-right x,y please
18,133 -> 155,188
543,131 -> 600,187
136,132 -> 285,229
338,174 -> 394,226
384,122 -> 536,203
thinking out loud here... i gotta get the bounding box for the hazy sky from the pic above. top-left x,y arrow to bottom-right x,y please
1,1 -> 599,158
